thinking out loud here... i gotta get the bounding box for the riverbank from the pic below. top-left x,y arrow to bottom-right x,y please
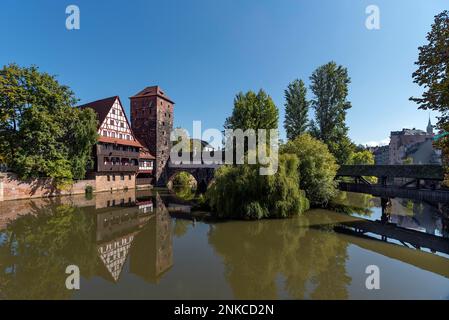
0,172 -> 148,202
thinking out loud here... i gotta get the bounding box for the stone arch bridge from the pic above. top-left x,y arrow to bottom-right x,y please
165,162 -> 220,192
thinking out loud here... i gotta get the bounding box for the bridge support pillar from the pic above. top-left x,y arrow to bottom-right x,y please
0,173 -> 4,202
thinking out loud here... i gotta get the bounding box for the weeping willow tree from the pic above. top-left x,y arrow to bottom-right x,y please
206,154 -> 309,220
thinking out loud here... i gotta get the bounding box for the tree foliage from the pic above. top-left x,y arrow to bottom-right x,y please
347,150 -> 374,165
206,154 -> 309,220
0,64 -> 98,183
284,79 -> 309,140
410,10 -> 449,126
309,62 -> 354,164
224,89 -> 279,132
281,134 -> 338,206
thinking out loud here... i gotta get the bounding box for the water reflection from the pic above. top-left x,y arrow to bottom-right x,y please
208,216 -> 351,299
0,189 -> 173,299
0,190 -> 448,299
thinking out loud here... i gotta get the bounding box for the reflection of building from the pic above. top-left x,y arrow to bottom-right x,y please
95,195 -> 154,282
388,118 -> 441,164
389,200 -> 445,237
98,233 -> 137,282
94,191 -> 172,283
130,194 -> 173,283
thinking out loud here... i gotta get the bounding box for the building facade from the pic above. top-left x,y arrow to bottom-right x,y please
388,118 -> 441,165
79,95 -> 154,190
130,86 -> 174,186
373,145 -> 390,165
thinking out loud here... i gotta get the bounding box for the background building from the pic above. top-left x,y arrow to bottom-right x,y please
373,145 -> 390,165
388,118 -> 440,165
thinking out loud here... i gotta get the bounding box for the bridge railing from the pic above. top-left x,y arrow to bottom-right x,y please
337,165 -> 444,180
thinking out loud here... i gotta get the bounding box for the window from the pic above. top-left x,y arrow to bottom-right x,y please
119,134 -> 123,139
110,119 -> 114,125
128,175 -> 131,180
126,135 -> 130,140
103,130 -> 108,137
121,174 -> 124,181
111,132 -> 115,138
107,175 -> 110,181
112,175 -> 116,181
121,122 -> 124,128
112,109 -> 115,115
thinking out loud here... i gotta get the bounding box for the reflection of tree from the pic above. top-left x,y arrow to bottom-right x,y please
208,214 -> 351,299
0,205 -> 97,299
332,191 -> 374,216
173,218 -> 190,238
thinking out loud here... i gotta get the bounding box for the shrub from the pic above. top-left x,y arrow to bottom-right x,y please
206,154 -> 309,220
281,133 -> 338,206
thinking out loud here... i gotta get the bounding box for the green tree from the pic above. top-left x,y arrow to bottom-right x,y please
284,79 -> 309,140
206,154 -> 309,220
309,62 -> 354,164
409,11 -> 449,186
281,133 -> 338,206
347,150 -> 374,165
0,64 -> 98,183
346,150 -> 376,183
410,10 -> 449,125
224,89 -> 278,132
403,156 -> 414,165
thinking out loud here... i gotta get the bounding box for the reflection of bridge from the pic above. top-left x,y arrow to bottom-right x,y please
337,165 -> 449,202
310,210 -> 449,279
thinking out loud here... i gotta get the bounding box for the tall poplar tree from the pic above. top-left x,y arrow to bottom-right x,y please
284,79 -> 309,140
309,61 -> 354,164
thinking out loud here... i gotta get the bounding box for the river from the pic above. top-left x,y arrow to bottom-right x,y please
0,188 -> 448,299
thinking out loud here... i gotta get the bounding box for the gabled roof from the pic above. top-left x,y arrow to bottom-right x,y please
98,136 -> 144,148
78,96 -> 119,127
130,86 -> 174,104
139,146 -> 155,160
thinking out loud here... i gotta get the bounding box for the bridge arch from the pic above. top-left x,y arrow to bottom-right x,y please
166,167 -> 216,193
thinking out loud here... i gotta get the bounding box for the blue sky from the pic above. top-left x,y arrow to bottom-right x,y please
1,0 -> 447,145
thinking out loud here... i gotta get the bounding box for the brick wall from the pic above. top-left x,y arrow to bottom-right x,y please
0,172 -> 138,202
95,173 -> 136,193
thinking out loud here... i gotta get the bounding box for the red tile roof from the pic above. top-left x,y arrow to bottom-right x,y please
98,136 -> 144,148
78,96 -> 118,128
139,147 -> 155,159
130,86 -> 174,104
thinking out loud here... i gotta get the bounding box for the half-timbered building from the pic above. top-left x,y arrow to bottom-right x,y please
79,96 -> 155,190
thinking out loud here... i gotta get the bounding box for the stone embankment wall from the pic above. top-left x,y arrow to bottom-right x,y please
0,172 -> 141,202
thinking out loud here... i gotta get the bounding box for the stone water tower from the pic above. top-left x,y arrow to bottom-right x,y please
130,86 -> 174,186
